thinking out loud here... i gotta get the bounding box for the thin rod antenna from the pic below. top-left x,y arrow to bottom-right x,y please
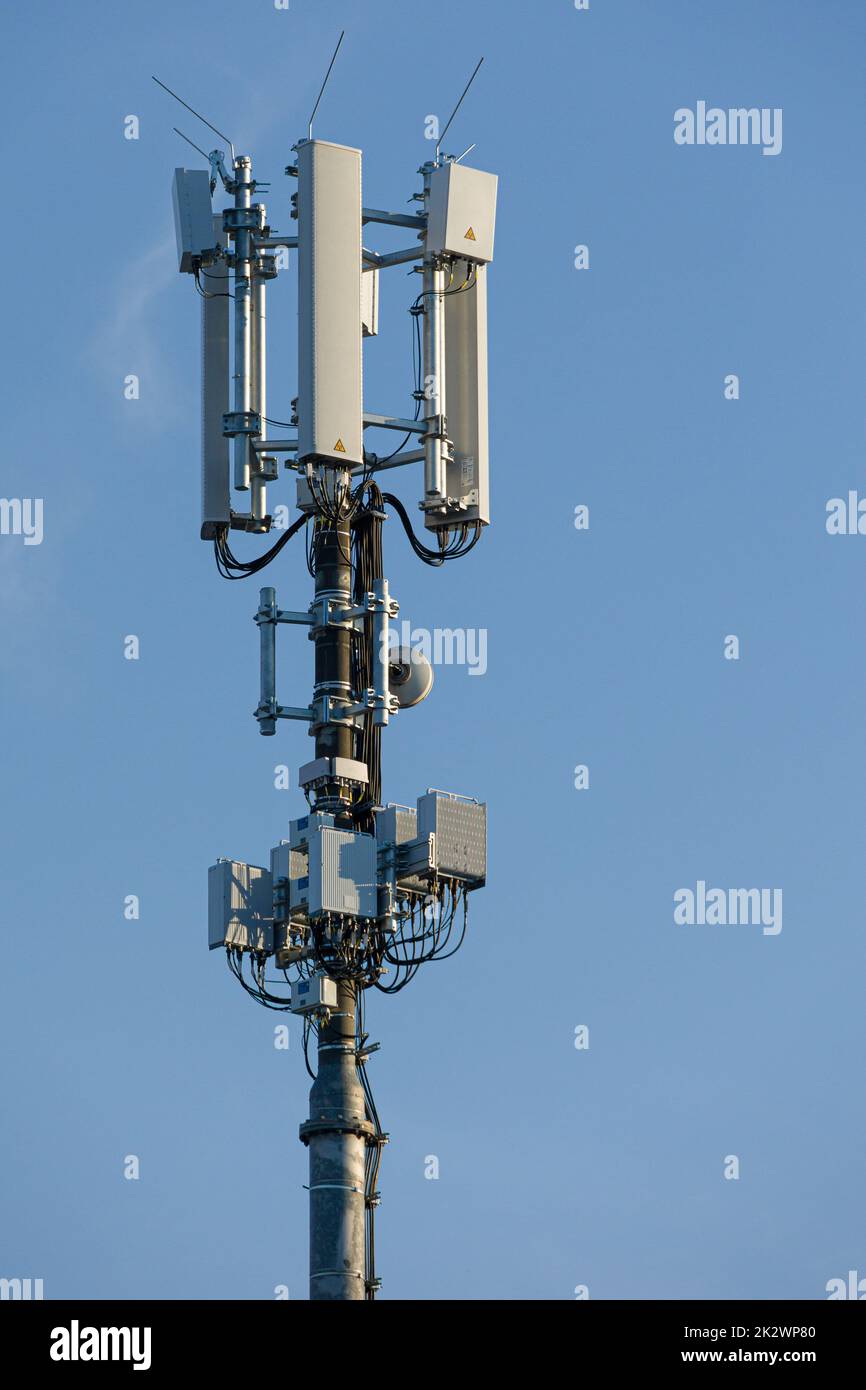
152,75 -> 236,162
173,127 -> 210,161
308,31 -> 345,140
435,57 -> 484,162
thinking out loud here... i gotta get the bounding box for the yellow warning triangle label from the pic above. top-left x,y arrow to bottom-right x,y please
333,438 -> 346,453
464,226 -> 476,241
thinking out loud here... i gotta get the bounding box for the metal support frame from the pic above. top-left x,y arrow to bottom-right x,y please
255,588 -> 314,735
362,207 -> 425,230
363,413 -> 425,434
255,576 -> 403,738
251,437 -> 297,454
334,578 -> 399,726
362,244 -> 424,269
352,449 -> 424,476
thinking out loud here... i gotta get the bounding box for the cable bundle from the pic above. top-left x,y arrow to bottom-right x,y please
213,513 -> 308,579
350,482 -> 386,827
374,881 -> 468,994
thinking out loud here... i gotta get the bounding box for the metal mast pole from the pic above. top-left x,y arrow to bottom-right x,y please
302,976 -> 368,1299
299,494 -> 372,1301
163,49 -> 493,1307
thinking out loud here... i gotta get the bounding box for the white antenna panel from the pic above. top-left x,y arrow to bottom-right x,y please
172,167 -> 217,273
426,259 -> 490,530
297,139 -> 363,467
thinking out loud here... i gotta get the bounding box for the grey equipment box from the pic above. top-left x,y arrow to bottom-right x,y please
290,976 -> 338,1016
208,859 -> 273,952
270,840 -> 308,923
376,805 -> 431,894
417,791 -> 487,884
280,814 -> 335,919
376,804 -> 418,852
308,826 -> 378,919
425,162 -> 498,265
172,168 -> 218,273
289,812 -> 335,847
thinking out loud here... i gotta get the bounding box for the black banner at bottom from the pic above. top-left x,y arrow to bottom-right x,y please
1,1298 -> 860,1373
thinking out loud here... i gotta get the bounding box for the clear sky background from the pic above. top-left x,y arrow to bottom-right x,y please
2,0 -> 865,1301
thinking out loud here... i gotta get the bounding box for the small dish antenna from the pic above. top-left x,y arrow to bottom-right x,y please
390,648 -> 434,708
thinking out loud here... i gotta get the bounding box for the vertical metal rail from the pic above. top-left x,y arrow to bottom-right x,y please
250,264 -> 268,521
422,163 -> 447,511
256,587 -> 277,737
232,154 -> 253,491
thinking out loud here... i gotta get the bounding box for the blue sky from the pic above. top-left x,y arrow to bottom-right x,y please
1,0 -> 865,1300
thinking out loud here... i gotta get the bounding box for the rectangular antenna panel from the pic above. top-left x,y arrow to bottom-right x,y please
417,793 -> 487,883
201,215 -> 230,539
208,859 -> 273,952
376,805 -> 417,850
426,163 -> 498,265
426,259 -> 490,531
271,841 -> 308,884
376,805 -> 430,894
172,168 -> 217,273
297,139 -> 363,467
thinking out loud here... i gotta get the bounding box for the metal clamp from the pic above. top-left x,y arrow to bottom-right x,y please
252,252 -> 278,280
343,688 -> 399,721
305,1182 -> 364,1195
223,205 -> 266,233
311,694 -> 364,732
333,586 -> 399,626
299,1114 -> 374,1143
254,596 -> 313,628
223,409 -> 262,437
308,593 -> 358,634
422,412 -> 449,440
317,579 -> 399,725
254,696 -> 312,734
250,454 -> 279,481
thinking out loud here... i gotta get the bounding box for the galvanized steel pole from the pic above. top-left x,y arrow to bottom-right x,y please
300,977 -> 370,1300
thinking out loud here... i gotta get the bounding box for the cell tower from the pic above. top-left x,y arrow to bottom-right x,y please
161,41 -> 496,1300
